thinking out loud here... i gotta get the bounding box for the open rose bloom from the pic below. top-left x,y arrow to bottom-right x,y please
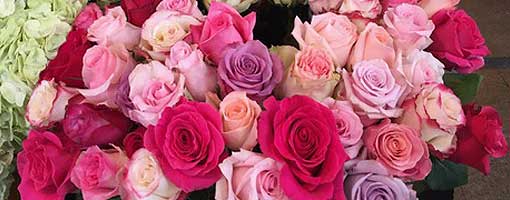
15,1 -> 505,200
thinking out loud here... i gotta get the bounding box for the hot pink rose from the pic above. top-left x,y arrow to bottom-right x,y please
348,23 -> 396,68
73,3 -> 102,31
216,150 -> 287,200
165,41 -> 217,101
419,0 -> 459,17
71,146 -> 128,200
156,0 -> 204,19
383,4 -> 434,54
78,44 -> 135,108
190,2 -> 256,64
308,0 -> 343,14
292,13 -> 358,68
364,119 -> 432,180
88,6 -> 141,50
128,61 -> 185,127
339,0 -> 382,19
380,0 -> 418,12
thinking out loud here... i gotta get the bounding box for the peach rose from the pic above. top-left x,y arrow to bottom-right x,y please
26,80 -> 77,127
397,50 -> 444,99
339,0 -> 382,19
349,23 -> 396,68
292,13 -> 358,68
88,6 -> 141,50
419,0 -> 460,17
219,91 -> 261,151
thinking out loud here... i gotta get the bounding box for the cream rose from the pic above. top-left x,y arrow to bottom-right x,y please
26,80 -> 77,127
397,50 -> 444,99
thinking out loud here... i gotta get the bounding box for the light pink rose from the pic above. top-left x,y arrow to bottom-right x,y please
383,4 -> 434,54
275,46 -> 338,101
219,91 -> 261,151
292,13 -> 358,68
128,61 -> 185,127
349,23 -> 396,68
71,146 -> 128,200
88,6 -> 141,50
339,59 -> 405,119
156,0 -> 204,19
419,0 -> 460,17
308,0 -> 343,14
397,50 -> 444,99
79,44 -> 135,108
397,83 -> 465,155
26,80 -> 77,127
380,0 -> 418,11
165,41 -> 217,101
121,148 -> 182,200
339,0 -> 382,19
140,10 -> 201,61
322,98 -> 363,158
216,150 -> 287,200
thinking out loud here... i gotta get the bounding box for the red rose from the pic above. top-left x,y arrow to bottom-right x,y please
17,130 -> 79,200
449,104 -> 508,175
258,95 -> 349,200
123,127 -> 146,158
39,28 -> 93,88
427,9 -> 490,74
73,3 -> 102,31
144,100 -> 226,192
62,103 -> 132,148
121,0 -> 162,27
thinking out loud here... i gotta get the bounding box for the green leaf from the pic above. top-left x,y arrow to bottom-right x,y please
425,156 -> 468,191
443,73 -> 483,104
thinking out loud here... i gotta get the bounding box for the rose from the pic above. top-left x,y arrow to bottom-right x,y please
427,9 -> 490,74
128,61 -> 185,127
292,13 -> 358,68
397,83 -> 465,155
190,2 -> 256,64
26,80 -> 77,127
121,0 -> 162,27
156,0 -> 204,19
144,100 -> 226,192
73,3 -> 102,31
39,28 -> 93,88
205,0 -> 259,13
397,50 -> 444,99
449,104 -> 508,175
348,23 -> 396,68
344,160 -> 417,200
339,59 -> 405,119
308,0 -> 342,14
383,4 -> 434,54
218,40 -> 283,102
165,41 -> 217,101
140,10 -> 201,61
17,130 -> 78,200
122,148 -> 182,200
339,0 -> 382,19
419,0 -> 459,17
123,127 -> 146,158
276,46 -> 337,101
322,98 -> 363,159
88,7 -> 141,50
363,119 -> 432,180
380,0 -> 418,12
71,146 -> 128,200
258,95 -> 349,200
116,76 -> 135,116
216,150 -> 287,200
218,91 -> 261,151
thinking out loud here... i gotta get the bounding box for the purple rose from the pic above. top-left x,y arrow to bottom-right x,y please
218,40 -> 283,102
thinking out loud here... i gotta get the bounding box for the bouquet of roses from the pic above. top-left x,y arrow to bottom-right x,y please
13,0 -> 507,199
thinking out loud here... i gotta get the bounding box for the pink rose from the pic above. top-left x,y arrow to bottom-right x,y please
308,0 -> 343,14
292,13 -> 358,68
73,3 -> 103,31
26,80 -> 77,127
398,83 -> 465,155
71,146 -> 128,200
121,148 -> 182,200
128,61 -> 185,127
190,2 -> 256,64
339,0 -> 382,19
396,50 -> 444,99
348,23 -> 396,68
219,91 -> 261,151
156,0 -> 204,19
380,0 -> 418,12
140,10 -> 200,61
276,46 -> 338,101
216,150 -> 287,200
322,98 -> 363,159
78,44 -> 135,108
88,6 -> 141,50
165,41 -> 217,101
364,119 -> 432,180
383,4 -> 434,54
419,0 -> 460,17
339,59 -> 405,119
